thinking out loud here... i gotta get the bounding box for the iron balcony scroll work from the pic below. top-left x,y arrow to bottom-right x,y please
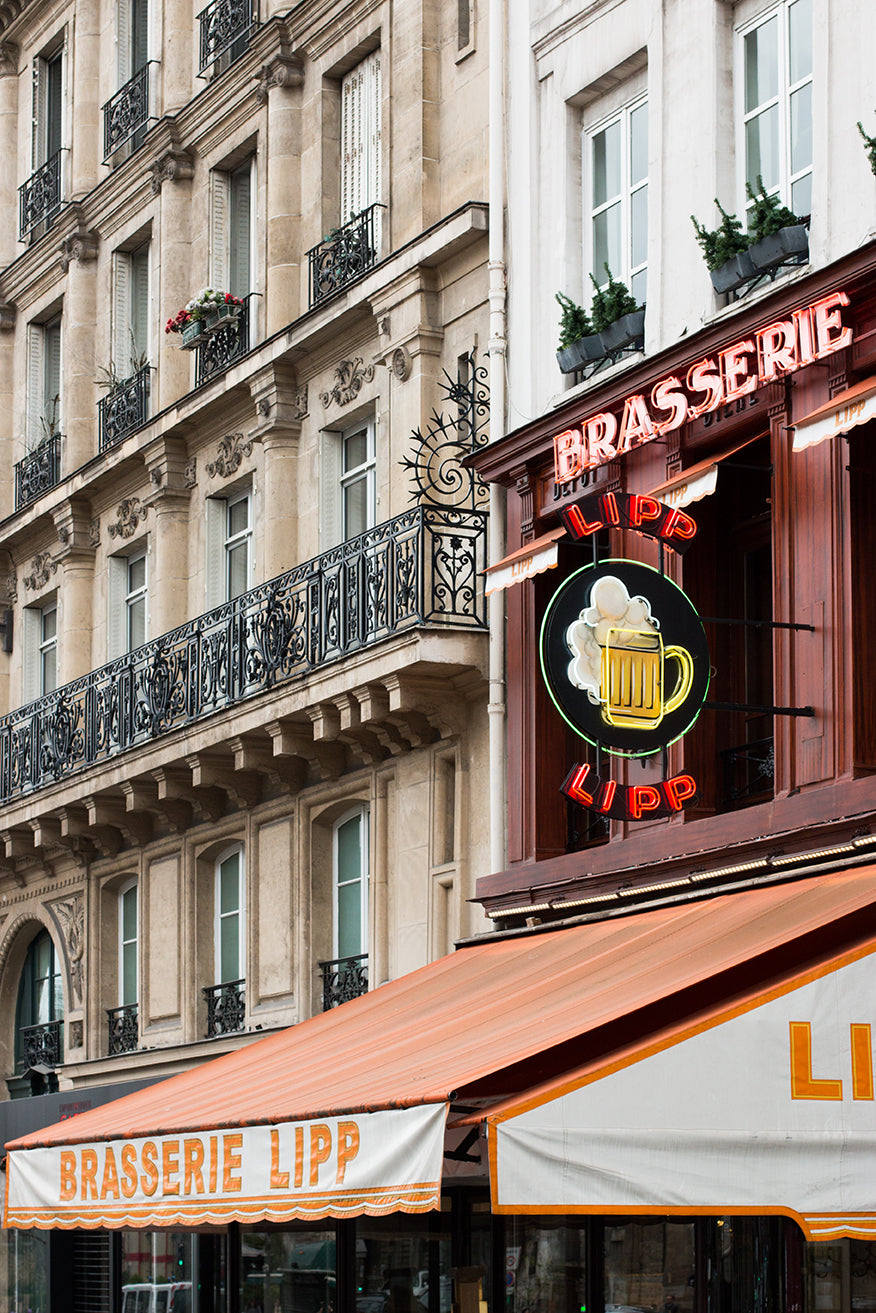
401,350 -> 490,512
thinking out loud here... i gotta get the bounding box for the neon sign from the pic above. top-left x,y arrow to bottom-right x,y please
558,491 -> 698,553
553,291 -> 853,482
561,762 -> 697,821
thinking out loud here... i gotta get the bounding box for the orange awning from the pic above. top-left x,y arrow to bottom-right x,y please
7,865 -> 876,1231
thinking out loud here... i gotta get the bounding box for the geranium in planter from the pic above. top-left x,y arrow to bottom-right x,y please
164,289 -> 244,349
555,292 -> 603,374
589,266 -> 645,354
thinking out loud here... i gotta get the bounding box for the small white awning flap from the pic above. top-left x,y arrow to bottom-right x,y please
792,377 -> 876,453
484,528 -> 565,596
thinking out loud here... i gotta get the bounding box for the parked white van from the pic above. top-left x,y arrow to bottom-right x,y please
121,1283 -> 193,1313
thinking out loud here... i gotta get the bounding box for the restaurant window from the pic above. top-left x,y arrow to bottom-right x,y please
584,93 -> 648,305
241,1228 -> 336,1313
357,1209 -> 453,1313
804,1238 -> 876,1313
120,1230 -> 197,1296
738,0 -> 812,218
848,422 -> 876,775
506,1218 -> 589,1313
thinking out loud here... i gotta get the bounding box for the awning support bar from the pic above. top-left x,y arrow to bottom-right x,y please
704,701 -> 814,717
700,616 -> 815,632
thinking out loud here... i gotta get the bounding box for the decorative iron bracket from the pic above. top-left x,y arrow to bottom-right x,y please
704,701 -> 814,717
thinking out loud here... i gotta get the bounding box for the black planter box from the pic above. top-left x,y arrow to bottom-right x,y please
598,309 -> 646,354
556,332 -> 605,374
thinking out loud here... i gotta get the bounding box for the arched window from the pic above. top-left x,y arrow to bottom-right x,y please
15,929 -> 63,1073
333,807 -> 370,962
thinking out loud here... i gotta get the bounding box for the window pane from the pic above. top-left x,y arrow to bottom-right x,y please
343,476 -> 368,539
791,172 -> 812,217
789,0 -> 812,83
228,497 -> 249,537
630,103 -> 648,185
745,106 -> 779,192
630,185 -> 648,270
343,429 -> 368,472
593,203 -> 621,282
336,814 -> 362,883
227,541 -> 249,599
592,120 -> 621,207
46,56 -> 62,160
744,17 -> 778,113
241,1230 -> 335,1313
128,554 -> 146,592
229,166 -> 252,298
631,267 -> 647,307
42,607 -> 56,643
506,1219 -> 587,1313
122,940 -> 137,1006
42,645 -> 57,695
357,1212 -> 453,1313
791,83 -> 813,174
605,1221 -> 695,1313
130,247 -> 150,366
128,596 -> 146,649
220,912 -> 240,981
337,881 -> 362,958
220,854 -> 240,914
122,886 -> 138,941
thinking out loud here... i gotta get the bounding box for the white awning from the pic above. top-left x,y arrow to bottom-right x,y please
792,377 -> 876,453
484,528 -> 565,596
648,438 -> 757,509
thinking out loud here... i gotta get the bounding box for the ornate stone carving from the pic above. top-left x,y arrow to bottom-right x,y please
23,552 -> 57,591
68,1019 -> 83,1049
149,147 -> 195,194
57,526 -> 69,546
150,467 -> 163,486
292,386 -> 309,419
89,519 -> 100,547
319,358 -> 375,409
185,458 -> 197,488
3,570 -> 17,603
0,302 -> 16,332
254,53 -> 304,104
107,497 -> 149,540
59,229 -> 99,269
391,346 -> 411,382
0,43 -> 19,75
206,433 -> 254,478
51,896 -> 85,1003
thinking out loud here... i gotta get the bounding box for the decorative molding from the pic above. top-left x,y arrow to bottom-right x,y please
254,52 -> 304,104
0,42 -> 18,75
3,570 -> 17,603
50,896 -> 85,1004
206,433 -> 254,479
59,229 -> 99,269
89,519 -> 100,548
390,346 -> 411,382
292,385 -> 308,419
150,467 -> 163,486
68,1019 -> 83,1049
185,458 -> 197,488
319,358 -> 375,409
23,552 -> 57,592
0,302 -> 15,331
107,497 -> 149,540
149,147 -> 195,194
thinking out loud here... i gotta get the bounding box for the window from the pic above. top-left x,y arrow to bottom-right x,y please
119,880 -> 138,1007
117,0 -> 148,87
585,96 -> 648,304
333,808 -> 369,961
26,316 -> 61,450
33,45 -> 63,171
215,846 -> 245,984
112,244 -> 150,378
739,0 -> 812,218
15,929 -> 63,1072
39,603 -> 58,694
108,548 -> 148,659
341,51 -> 381,225
205,488 -> 253,608
319,417 -> 376,549
210,160 -> 254,298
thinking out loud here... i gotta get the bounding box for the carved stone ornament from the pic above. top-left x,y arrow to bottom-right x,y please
4,570 -> 18,604
254,53 -> 304,104
107,497 -> 149,540
0,302 -> 16,332
319,358 -> 376,409
206,433 -> 254,478
391,346 -> 412,382
0,43 -> 19,76
68,1019 -> 83,1049
59,229 -> 99,269
185,457 -> 197,488
51,896 -> 85,1003
292,385 -> 309,420
89,519 -> 100,547
149,147 -> 195,195
23,551 -> 58,591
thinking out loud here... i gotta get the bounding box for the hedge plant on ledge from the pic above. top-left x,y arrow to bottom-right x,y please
691,178 -> 809,294
556,267 -> 645,375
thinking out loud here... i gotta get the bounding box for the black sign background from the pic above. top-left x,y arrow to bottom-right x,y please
540,559 -> 710,757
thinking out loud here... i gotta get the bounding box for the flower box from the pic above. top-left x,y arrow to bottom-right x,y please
180,319 -> 208,347
556,332 -> 605,375
203,303 -> 243,334
748,223 -> 810,272
598,308 -> 646,355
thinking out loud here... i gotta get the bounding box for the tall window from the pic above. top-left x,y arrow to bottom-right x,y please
341,51 -> 381,225
23,600 -> 58,702
210,160 -> 254,298
206,489 -> 252,608
125,550 -> 147,649
119,880 -> 138,1007
112,243 -> 150,377
15,929 -> 63,1067
215,847 -> 245,984
26,316 -> 61,450
585,96 -> 648,303
319,418 -> 376,549
108,548 -> 148,659
39,603 -> 58,694
739,0 -> 812,218
117,0 -> 148,86
333,808 -> 369,961
33,45 -> 63,170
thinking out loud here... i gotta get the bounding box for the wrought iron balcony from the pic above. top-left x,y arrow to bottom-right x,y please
106,1003 -> 139,1056
15,434 -> 61,511
20,1019 -> 63,1070
320,954 -> 368,1010
0,504 -> 486,804
102,64 -> 154,158
198,0 -> 257,73
720,735 -> 775,808
98,366 -> 150,451
194,295 -> 253,388
204,980 -> 245,1037
19,151 -> 62,239
307,205 -> 382,307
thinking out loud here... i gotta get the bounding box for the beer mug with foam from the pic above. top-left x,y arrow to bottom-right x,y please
599,626 -> 694,730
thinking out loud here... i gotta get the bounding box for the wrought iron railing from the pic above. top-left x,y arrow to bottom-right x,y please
320,954 -> 368,1010
203,980 -> 245,1036
307,205 -> 382,307
20,1019 -> 63,1069
106,1003 -> 139,1055
98,366 -> 150,451
15,434 -> 61,511
0,504 -> 486,804
19,151 -> 62,238
195,296 -> 252,387
198,0 -> 257,73
720,735 -> 775,807
102,63 -> 153,158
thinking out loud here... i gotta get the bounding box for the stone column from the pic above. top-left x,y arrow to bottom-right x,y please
67,0 -> 100,198
162,0 -> 194,113
141,435 -> 193,636
248,362 -> 306,577
0,44 -> 19,268
257,54 -> 304,334
53,498 -> 96,682
0,307 -> 15,519
60,231 -> 99,475
151,145 -> 196,411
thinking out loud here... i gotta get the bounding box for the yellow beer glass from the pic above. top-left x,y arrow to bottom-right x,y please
599,627 -> 694,730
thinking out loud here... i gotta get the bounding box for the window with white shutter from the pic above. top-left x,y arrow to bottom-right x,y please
111,244 -> 150,378
319,417 -> 376,551
116,0 -> 148,87
26,316 -> 61,451
210,160 -> 255,298
341,51 -> 381,225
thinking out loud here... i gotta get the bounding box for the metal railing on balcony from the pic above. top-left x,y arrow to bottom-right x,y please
194,295 -> 253,388
307,205 -> 382,307
320,954 -> 368,1010
106,1003 -> 139,1055
203,980 -> 245,1037
15,434 -> 61,511
102,64 -> 155,158
720,735 -> 775,808
98,366 -> 150,451
20,1019 -> 63,1069
198,0 -> 257,73
19,151 -> 62,239
0,504 -> 486,804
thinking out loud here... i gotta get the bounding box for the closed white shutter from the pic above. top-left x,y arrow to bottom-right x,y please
22,607 -> 41,704
366,51 -> 381,215
229,162 -> 252,298
31,58 -> 44,168
26,325 -> 44,450
318,431 -> 342,551
130,245 -> 150,368
205,497 -> 226,608
116,0 -> 131,86
209,172 -> 230,290
341,51 -> 381,236
107,555 -> 127,661
112,252 -> 131,376
43,320 -> 61,434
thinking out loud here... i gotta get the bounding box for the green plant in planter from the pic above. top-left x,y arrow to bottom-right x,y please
858,118 -> 876,176
555,292 -> 592,349
745,176 -> 801,239
588,265 -> 640,333
691,201 -> 749,271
